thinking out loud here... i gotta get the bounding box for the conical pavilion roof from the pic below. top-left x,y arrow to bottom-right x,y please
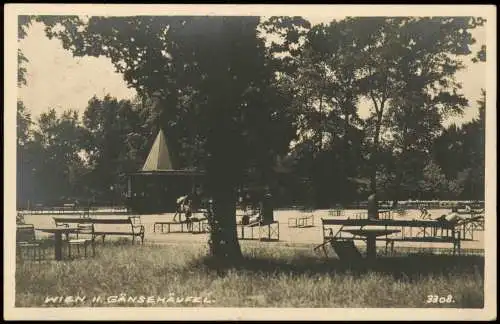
141,129 -> 174,171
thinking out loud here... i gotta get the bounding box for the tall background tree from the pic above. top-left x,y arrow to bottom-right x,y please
40,16 -> 297,261
24,108 -> 86,204
432,89 -> 486,200
262,16 -> 485,205
353,17 -> 483,198
81,95 -> 153,203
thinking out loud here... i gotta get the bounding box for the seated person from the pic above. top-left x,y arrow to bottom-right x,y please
16,212 -> 26,225
248,214 -> 262,225
260,191 -> 274,225
419,205 -> 431,219
241,214 -> 250,225
247,207 -> 262,225
435,208 -> 463,237
436,207 -> 461,224
244,193 -> 254,212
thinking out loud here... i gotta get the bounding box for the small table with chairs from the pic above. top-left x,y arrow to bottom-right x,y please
35,227 -> 81,261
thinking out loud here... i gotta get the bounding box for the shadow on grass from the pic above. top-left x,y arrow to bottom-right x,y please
189,253 -> 484,281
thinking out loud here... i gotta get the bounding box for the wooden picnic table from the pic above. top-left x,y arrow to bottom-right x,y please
341,227 -> 401,259
36,227 -> 79,261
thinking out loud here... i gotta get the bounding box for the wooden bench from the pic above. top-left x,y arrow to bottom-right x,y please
353,212 -> 368,219
92,217 -> 145,244
237,220 -> 279,241
328,209 -> 345,217
154,221 -> 190,233
63,203 -> 76,210
288,214 -> 315,228
153,217 -> 209,234
384,232 -> 463,255
378,210 -> 393,220
53,216 -> 145,244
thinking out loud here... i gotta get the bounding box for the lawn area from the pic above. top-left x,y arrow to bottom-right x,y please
15,242 -> 484,308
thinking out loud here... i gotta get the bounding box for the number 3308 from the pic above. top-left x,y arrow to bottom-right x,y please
426,295 -> 455,304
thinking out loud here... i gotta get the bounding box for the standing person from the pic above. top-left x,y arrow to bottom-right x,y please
185,187 -> 202,231
184,198 -> 193,231
205,198 -> 215,223
174,195 -> 188,222
239,189 -> 250,225
241,213 -> 250,225
245,192 -> 252,213
260,187 -> 274,225
237,188 -> 244,210
367,193 -> 378,220
191,186 -> 202,213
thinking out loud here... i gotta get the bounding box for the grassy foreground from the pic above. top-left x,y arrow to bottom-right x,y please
16,242 -> 484,308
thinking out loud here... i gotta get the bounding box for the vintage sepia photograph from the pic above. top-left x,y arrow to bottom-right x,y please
4,4 -> 496,321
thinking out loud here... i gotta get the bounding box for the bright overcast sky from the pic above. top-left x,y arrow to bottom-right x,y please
18,18 -> 487,127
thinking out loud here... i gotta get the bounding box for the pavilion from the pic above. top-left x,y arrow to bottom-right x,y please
126,129 -> 205,214
126,129 -> 305,213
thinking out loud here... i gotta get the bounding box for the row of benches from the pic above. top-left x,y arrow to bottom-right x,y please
22,205 -> 129,215
345,201 -> 484,210
53,212 -> 281,241
153,217 -> 280,241
53,216 -> 145,244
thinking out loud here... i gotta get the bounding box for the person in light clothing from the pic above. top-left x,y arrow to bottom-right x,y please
173,195 -> 189,222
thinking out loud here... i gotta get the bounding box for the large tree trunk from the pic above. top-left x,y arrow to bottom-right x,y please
369,95 -> 385,196
204,96 -> 244,264
392,169 -> 403,206
207,183 -> 243,263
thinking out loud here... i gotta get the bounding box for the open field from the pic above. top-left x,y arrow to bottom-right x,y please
21,208 -> 485,251
16,242 -> 484,308
15,208 -> 485,308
